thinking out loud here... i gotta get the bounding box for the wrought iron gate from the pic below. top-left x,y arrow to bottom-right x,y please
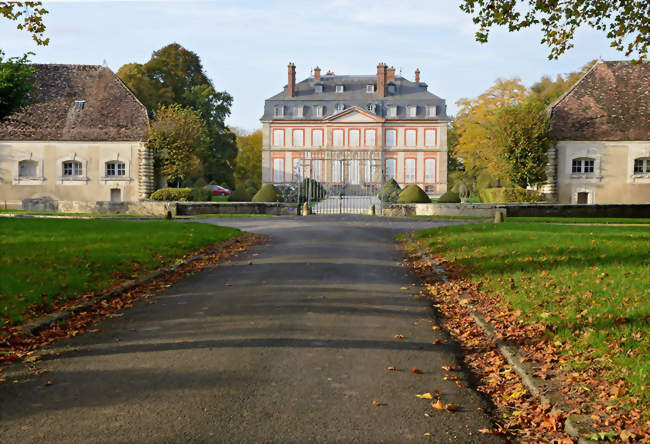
282,151 -> 384,215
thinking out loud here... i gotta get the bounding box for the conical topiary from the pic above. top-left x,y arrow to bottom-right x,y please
379,178 -> 401,203
251,184 -> 279,202
397,184 -> 431,203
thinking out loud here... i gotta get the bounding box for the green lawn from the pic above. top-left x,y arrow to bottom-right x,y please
508,217 -> 650,224
413,223 -> 649,410
0,209 -> 152,218
0,219 -> 241,325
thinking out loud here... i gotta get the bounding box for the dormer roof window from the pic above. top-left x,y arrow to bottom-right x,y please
335,103 -> 345,112
387,83 -> 396,94
274,105 -> 284,118
336,84 -> 344,93
387,105 -> 397,118
366,84 -> 375,93
315,84 -> 323,94
313,105 -> 323,117
366,103 -> 376,114
407,105 -> 417,117
426,105 -> 438,117
293,106 -> 303,118
74,100 -> 86,110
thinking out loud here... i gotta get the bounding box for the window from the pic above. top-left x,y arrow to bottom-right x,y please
405,129 -> 416,147
293,158 -> 304,181
405,158 -> 416,183
333,129 -> 344,146
293,106 -> 303,118
332,160 -> 342,182
407,106 -> 417,117
365,129 -> 376,147
572,158 -> 595,174
312,129 -> 323,147
273,129 -> 284,146
106,161 -> 125,177
366,84 -> 375,93
274,106 -> 284,117
336,84 -> 344,93
367,103 -> 376,114
63,160 -> 82,177
315,84 -> 323,94
349,160 -> 359,184
74,100 -> 85,110
293,130 -> 304,147
387,106 -> 397,118
18,160 -> 38,178
425,129 -> 436,147
365,159 -> 373,183
335,103 -> 345,112
426,105 -> 437,117
313,105 -> 323,117
634,158 -> 650,174
385,129 -> 396,147
385,158 -> 396,180
312,159 -> 323,181
425,158 -> 436,183
349,130 -> 360,147
273,158 -> 284,183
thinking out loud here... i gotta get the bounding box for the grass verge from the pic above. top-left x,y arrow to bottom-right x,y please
0,210 -> 152,218
507,217 -> 650,224
0,218 -> 241,325
412,223 -> 649,425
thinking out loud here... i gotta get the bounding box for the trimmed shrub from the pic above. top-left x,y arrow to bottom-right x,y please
378,178 -> 401,203
149,188 -> 192,201
397,184 -> 431,203
438,191 -> 461,203
503,188 -> 544,203
190,187 -> 212,202
252,184 -> 279,202
228,189 -> 252,202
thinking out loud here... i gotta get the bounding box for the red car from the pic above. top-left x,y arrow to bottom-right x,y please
204,185 -> 231,196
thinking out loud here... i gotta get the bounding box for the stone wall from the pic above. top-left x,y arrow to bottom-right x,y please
23,199 -> 176,217
176,202 -> 297,216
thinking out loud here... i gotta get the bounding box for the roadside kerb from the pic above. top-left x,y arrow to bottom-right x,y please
411,240 -> 598,444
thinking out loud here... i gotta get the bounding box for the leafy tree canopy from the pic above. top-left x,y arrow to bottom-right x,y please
1,1 -> 49,45
233,129 -> 262,190
460,0 -> 650,60
0,51 -> 36,121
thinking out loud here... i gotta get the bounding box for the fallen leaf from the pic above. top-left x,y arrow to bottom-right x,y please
432,326 -> 440,330
424,432 -> 432,436
371,400 -> 382,407
400,286 -> 408,290
432,339 -> 442,344
412,367 -> 424,374
386,366 -> 397,371
416,393 -> 434,399
456,381 -> 463,387
441,365 -> 455,371
445,403 -> 458,412
431,399 -> 444,410
43,380 -> 52,387
393,334 -> 405,339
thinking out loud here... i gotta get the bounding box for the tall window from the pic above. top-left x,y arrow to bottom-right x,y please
332,160 -> 343,182
405,129 -> 416,147
365,159 -> 372,183
634,158 -> 650,174
106,161 -> 125,177
273,129 -> 284,146
385,158 -> 396,180
312,129 -> 323,147
63,160 -> 82,177
405,158 -> 416,183
349,130 -> 360,147
293,130 -> 304,147
293,158 -> 304,181
312,159 -> 323,181
572,158 -> 594,174
425,158 -> 436,183
349,160 -> 359,185
273,158 -> 284,183
385,129 -> 396,147
425,129 -> 436,147
333,129 -> 344,147
18,160 -> 38,178
365,129 -> 376,147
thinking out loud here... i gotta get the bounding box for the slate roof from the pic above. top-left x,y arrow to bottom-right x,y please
0,64 -> 149,141
262,74 -> 448,121
549,61 -> 650,141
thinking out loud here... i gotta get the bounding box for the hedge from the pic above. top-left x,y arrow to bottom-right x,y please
229,189 -> 252,202
438,191 -> 461,203
149,188 -> 193,201
397,184 -> 431,203
480,187 -> 544,203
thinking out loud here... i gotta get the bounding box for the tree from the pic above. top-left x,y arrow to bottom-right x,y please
529,60 -> 597,105
148,105 -> 209,187
117,43 -> 237,187
1,1 -> 49,45
233,129 -> 262,190
459,0 -> 650,60
0,51 -> 36,121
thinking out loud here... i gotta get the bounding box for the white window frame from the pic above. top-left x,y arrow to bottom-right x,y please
18,160 -> 38,178
405,158 -> 416,183
335,103 -> 345,113
312,129 -> 323,147
273,129 -> 285,147
407,105 -> 417,117
349,129 -> 360,147
104,161 -> 127,179
366,103 -> 376,114
315,84 -> 323,94
273,158 -> 284,183
633,158 -> 650,175
336,84 -> 344,93
349,159 -> 360,185
405,129 -> 417,147
385,158 -> 396,180
365,129 -> 376,147
427,105 -> 438,117
292,130 -> 304,147
333,129 -> 344,147
425,158 -> 436,183
331,160 -> 343,182
274,106 -> 284,118
312,159 -> 323,182
387,105 -> 397,118
366,84 -> 375,93
425,129 -> 436,147
364,159 -> 373,183
313,105 -> 323,118
293,158 -> 304,181
293,106 -> 303,118
385,129 -> 396,147
571,157 -> 595,174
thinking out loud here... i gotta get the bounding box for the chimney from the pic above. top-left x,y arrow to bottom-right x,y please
314,66 -> 321,82
376,63 -> 387,97
287,62 -> 296,97
386,66 -> 396,82
415,68 -> 420,83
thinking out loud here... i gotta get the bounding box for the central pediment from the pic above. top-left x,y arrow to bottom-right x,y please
324,107 -> 384,123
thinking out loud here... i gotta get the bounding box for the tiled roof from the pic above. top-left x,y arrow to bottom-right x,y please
0,64 -> 149,141
262,74 -> 448,121
549,61 -> 650,141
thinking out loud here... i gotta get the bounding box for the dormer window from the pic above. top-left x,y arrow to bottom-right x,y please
315,84 -> 323,94
335,103 -> 345,112
313,105 -> 323,118
426,105 -> 438,117
74,100 -> 86,110
407,105 -> 417,117
387,84 -> 396,94
293,106 -> 303,118
387,105 -> 397,118
274,106 -> 284,118
366,84 -> 375,93
336,85 -> 344,93
366,103 -> 376,114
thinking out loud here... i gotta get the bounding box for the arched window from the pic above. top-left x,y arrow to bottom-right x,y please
571,157 -> 595,174
62,160 -> 83,177
106,161 -> 126,177
633,158 -> 650,174
18,160 -> 38,178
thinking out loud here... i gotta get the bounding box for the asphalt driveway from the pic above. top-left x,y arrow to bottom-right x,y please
0,215 -> 501,443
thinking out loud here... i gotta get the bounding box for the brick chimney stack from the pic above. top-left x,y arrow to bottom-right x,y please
415,68 -> 420,83
314,66 -> 321,82
386,66 -> 396,82
287,62 -> 296,97
376,63 -> 387,97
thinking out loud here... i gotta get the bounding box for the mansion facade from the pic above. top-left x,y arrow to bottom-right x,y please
260,63 -> 449,196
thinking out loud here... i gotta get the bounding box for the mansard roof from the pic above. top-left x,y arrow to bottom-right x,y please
262,74 -> 448,121
549,61 -> 650,141
0,64 -> 149,141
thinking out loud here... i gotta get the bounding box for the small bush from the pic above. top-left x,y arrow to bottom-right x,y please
378,178 -> 401,203
479,188 -> 505,203
229,189 -> 252,202
252,184 -> 279,202
190,187 -> 212,202
503,188 -> 544,203
397,185 -> 431,203
150,188 -> 193,201
438,191 -> 461,203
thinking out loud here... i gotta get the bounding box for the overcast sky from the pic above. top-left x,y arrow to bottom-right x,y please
1,0 -> 628,130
